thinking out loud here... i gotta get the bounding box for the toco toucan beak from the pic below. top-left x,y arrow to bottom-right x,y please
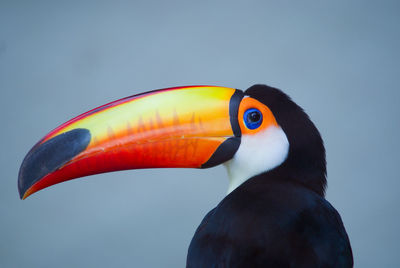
18,86 -> 244,199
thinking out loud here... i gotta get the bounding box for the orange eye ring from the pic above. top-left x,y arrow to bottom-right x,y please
238,97 -> 278,135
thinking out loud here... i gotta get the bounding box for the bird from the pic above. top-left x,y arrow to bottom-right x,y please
18,84 -> 353,267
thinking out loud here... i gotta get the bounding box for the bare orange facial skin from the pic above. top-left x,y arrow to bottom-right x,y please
237,96 -> 278,135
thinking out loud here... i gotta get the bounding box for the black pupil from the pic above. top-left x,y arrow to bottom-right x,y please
248,111 -> 261,122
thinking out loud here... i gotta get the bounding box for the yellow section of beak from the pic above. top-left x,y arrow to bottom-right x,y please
48,86 -> 236,147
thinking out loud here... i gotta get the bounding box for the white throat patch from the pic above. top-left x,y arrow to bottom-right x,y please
224,126 -> 289,194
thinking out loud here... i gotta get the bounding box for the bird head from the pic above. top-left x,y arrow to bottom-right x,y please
18,84 -> 326,199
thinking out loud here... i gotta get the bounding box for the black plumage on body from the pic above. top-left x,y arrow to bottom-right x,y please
187,85 -> 353,267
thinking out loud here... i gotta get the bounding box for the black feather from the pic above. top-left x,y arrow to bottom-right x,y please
187,176 -> 353,267
187,85 -> 352,267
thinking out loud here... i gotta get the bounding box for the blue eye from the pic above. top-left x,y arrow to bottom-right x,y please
244,108 -> 263,129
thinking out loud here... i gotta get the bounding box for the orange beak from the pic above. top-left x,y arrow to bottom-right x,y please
18,86 -> 244,199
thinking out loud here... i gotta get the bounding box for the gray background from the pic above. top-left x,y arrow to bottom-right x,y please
1,1 -> 399,267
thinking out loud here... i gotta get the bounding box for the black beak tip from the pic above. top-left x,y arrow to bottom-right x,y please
17,128 -> 91,199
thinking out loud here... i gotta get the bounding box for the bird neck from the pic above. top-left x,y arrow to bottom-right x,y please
224,126 -> 290,194
224,124 -> 327,196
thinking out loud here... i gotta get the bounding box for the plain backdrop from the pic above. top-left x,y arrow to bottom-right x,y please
1,1 -> 399,267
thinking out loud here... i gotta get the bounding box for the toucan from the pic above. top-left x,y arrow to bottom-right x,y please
18,84 -> 353,267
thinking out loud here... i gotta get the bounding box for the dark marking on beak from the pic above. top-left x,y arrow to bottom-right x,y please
230,90 -> 244,137
201,90 -> 244,168
201,137 -> 240,168
18,129 -> 91,198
